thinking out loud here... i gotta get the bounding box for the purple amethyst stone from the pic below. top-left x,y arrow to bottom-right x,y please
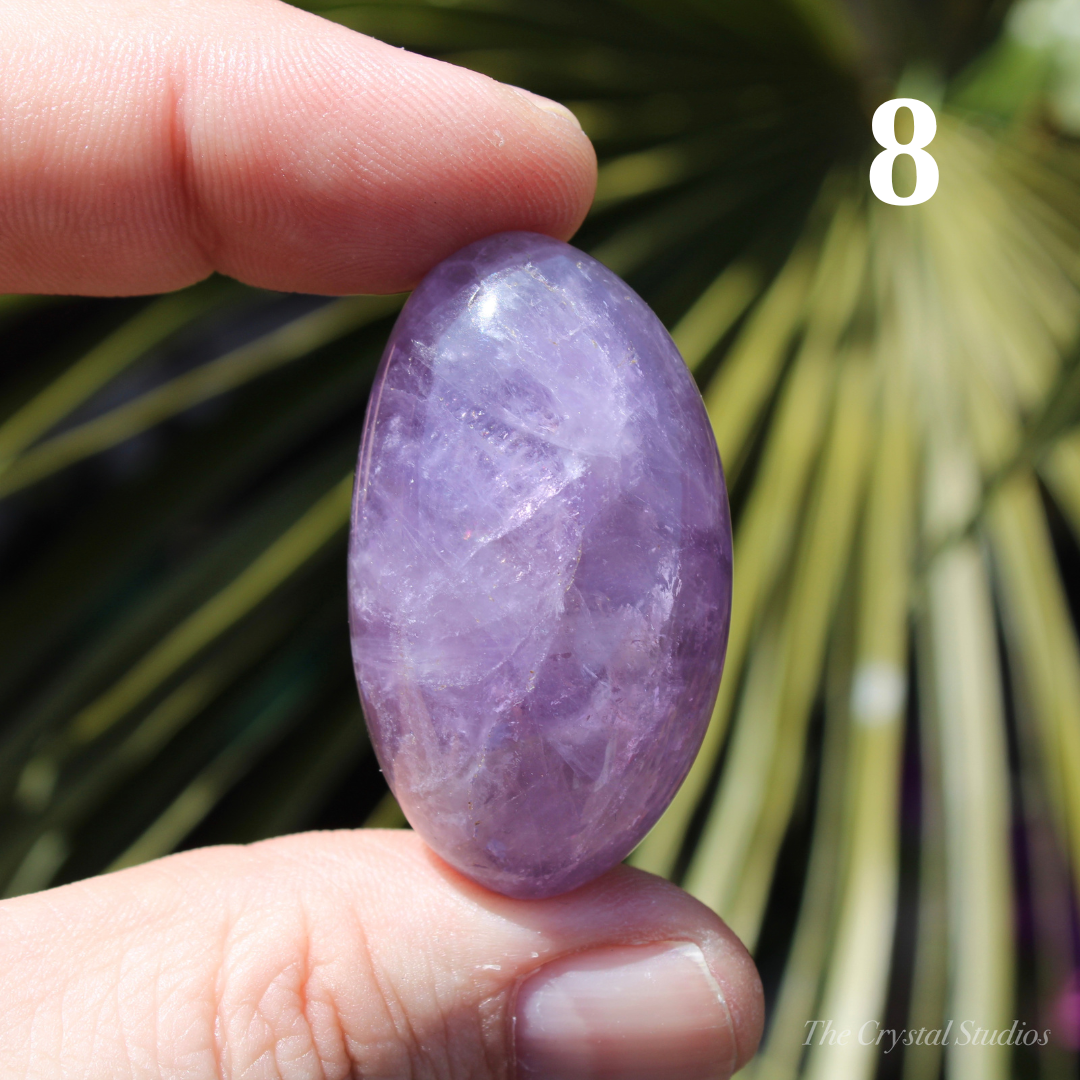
348,232 -> 731,898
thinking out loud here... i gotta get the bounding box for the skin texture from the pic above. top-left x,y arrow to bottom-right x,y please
0,832 -> 763,1078
0,0 -> 596,295
0,2 -> 764,1075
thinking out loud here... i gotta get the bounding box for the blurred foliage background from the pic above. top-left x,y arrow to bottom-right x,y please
5,0 -> 1080,1076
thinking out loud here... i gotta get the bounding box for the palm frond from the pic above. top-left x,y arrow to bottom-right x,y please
5,2 -> 1080,1075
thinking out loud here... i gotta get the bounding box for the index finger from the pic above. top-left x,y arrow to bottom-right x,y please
0,0 -> 596,296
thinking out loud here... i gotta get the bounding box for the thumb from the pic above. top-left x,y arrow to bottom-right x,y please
0,830 -> 763,1079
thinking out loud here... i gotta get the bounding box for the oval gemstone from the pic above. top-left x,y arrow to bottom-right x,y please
348,232 -> 732,898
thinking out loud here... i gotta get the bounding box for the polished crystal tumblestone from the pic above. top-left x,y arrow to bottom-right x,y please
348,232 -> 732,898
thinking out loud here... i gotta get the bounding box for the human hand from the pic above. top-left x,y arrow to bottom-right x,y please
1,831 -> 762,1078
0,2 -> 764,1077
0,0 -> 595,296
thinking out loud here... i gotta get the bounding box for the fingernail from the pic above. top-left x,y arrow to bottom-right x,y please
514,941 -> 736,1080
506,85 -> 583,130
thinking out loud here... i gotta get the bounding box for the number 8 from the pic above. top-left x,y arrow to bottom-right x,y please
869,98 -> 939,206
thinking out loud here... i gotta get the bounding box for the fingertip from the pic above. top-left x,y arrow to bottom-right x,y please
592,865 -> 765,1072
503,85 -> 586,134
489,78 -> 598,242
394,837 -> 764,1073
185,9 -> 599,294
709,914 -> 765,1072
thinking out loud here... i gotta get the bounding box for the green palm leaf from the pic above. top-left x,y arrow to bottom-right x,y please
4,1 -> 1080,1076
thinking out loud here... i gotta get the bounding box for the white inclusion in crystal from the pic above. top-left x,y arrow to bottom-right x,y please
850,662 -> 906,726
